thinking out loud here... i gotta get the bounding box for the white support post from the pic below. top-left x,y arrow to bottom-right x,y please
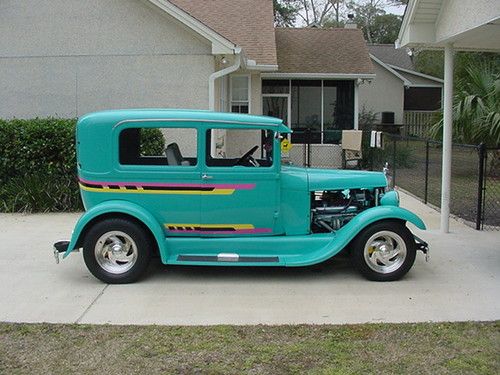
441,44 -> 454,233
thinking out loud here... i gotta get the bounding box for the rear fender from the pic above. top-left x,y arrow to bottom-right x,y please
63,200 -> 167,262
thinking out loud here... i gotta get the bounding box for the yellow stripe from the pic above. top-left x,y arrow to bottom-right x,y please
79,184 -> 234,195
165,223 -> 255,229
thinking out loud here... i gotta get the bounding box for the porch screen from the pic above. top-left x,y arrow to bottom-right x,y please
262,79 -> 355,144
291,80 -> 322,143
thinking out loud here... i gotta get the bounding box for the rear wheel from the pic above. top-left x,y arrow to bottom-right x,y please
83,218 -> 152,284
351,221 -> 416,281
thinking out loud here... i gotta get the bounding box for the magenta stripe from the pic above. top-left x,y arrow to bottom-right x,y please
79,177 -> 255,190
168,228 -> 272,234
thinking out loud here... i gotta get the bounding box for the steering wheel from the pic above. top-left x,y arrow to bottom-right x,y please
235,145 -> 259,166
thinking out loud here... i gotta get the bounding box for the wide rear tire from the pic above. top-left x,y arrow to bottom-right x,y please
83,218 -> 152,284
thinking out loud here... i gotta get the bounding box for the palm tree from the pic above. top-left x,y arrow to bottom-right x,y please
430,62 -> 500,147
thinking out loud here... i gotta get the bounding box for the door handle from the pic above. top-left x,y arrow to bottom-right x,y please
202,174 -> 213,180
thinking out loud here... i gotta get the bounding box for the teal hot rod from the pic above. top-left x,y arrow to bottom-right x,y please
54,109 -> 428,283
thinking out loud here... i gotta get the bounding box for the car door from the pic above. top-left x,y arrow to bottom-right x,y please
199,127 -> 281,236
115,124 -> 201,236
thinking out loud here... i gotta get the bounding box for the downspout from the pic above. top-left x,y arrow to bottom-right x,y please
208,51 -> 242,111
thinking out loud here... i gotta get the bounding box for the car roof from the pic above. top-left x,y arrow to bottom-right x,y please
77,109 -> 291,132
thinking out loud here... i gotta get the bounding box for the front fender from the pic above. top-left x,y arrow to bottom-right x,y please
63,200 -> 167,262
346,205 -> 426,231
288,206 -> 426,267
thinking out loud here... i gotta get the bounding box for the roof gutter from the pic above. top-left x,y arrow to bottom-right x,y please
370,54 -> 411,86
208,50 -> 242,111
261,72 -> 376,80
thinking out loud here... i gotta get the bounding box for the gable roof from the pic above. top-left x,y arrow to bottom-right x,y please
147,0 -> 238,55
368,44 -> 415,70
168,0 -> 277,66
370,53 -> 443,87
273,28 -> 374,77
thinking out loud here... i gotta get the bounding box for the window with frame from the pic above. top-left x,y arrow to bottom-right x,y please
205,129 -> 274,168
119,127 -> 197,166
262,79 -> 355,145
230,75 -> 250,113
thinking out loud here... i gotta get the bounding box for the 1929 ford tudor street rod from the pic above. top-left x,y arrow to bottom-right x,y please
54,109 -> 428,283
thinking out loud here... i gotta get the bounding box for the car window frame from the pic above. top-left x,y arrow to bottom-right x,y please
203,126 -> 280,172
113,120 -> 201,172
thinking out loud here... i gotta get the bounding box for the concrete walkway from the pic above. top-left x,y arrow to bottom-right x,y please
0,191 -> 498,325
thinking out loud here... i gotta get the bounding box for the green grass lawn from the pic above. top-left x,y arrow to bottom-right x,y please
1,322 -> 498,374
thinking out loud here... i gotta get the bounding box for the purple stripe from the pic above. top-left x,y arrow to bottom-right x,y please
168,228 -> 272,234
79,177 -> 255,190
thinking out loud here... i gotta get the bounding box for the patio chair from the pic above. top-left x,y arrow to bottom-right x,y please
341,130 -> 363,169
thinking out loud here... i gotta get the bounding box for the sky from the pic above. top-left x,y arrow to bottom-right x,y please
386,4 -> 406,15
295,2 -> 407,26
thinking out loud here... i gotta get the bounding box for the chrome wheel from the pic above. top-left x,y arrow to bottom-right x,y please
363,230 -> 407,274
94,231 -> 138,274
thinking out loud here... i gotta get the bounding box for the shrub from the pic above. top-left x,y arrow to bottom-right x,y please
0,173 -> 82,213
0,118 -> 165,213
0,118 -> 77,183
361,134 -> 415,170
140,128 -> 166,156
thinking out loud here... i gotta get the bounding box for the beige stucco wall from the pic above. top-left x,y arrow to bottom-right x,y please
0,0 -> 214,118
250,73 -> 263,115
358,61 -> 404,124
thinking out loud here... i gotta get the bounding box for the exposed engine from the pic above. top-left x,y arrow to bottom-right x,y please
311,188 -> 383,232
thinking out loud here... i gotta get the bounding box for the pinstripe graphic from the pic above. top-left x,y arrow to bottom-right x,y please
165,223 -> 272,234
79,178 -> 255,195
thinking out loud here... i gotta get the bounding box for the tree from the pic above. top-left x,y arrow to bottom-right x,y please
347,0 -> 401,43
274,0 -> 405,29
273,0 -> 300,27
297,0 -> 342,26
369,13 -> 402,43
413,50 -> 444,78
429,61 -> 500,147
414,50 -> 500,81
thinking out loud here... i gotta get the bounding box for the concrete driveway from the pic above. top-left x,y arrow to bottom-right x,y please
0,192 -> 499,325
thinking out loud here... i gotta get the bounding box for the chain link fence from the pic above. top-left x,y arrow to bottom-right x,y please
286,129 -> 499,231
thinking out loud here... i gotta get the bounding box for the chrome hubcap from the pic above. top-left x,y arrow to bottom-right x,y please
364,230 -> 407,274
94,231 -> 138,274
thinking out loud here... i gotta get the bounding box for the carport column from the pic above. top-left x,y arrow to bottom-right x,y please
441,44 -> 454,233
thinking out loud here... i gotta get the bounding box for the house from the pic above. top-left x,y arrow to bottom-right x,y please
396,0 -> 500,232
359,44 -> 443,133
0,0 -> 374,149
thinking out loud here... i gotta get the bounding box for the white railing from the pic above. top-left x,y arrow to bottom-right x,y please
403,111 -> 440,138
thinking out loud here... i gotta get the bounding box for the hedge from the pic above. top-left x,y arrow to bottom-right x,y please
0,118 -> 165,213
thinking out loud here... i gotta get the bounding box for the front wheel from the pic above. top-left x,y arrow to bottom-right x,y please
350,221 -> 416,281
83,218 -> 152,284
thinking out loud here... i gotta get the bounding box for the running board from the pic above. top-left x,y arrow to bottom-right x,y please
177,253 -> 279,263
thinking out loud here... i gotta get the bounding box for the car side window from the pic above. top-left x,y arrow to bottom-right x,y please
206,129 -> 274,167
119,127 -> 197,166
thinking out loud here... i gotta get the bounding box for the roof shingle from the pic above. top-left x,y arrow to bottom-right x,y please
169,0 -> 277,65
275,28 -> 374,74
368,44 -> 415,70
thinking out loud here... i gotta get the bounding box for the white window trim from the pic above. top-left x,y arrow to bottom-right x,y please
230,74 -> 251,114
261,93 -> 292,126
